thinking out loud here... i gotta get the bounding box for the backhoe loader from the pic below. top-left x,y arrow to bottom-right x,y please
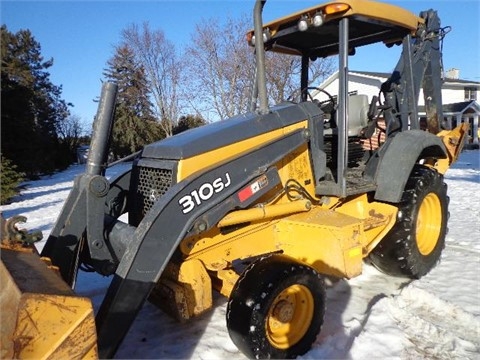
1,0 -> 469,358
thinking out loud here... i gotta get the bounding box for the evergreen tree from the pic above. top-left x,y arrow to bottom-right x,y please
1,25 -> 70,177
103,45 -> 163,158
173,115 -> 207,135
0,155 -> 25,204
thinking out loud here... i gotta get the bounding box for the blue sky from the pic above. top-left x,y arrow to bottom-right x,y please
2,0 -> 479,125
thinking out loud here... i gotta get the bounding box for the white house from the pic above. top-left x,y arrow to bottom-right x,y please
315,70 -> 480,145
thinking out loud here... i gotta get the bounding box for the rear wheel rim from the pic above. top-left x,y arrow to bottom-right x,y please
416,192 -> 442,255
266,284 -> 314,349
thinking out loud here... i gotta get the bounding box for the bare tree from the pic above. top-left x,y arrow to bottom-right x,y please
266,53 -> 334,104
186,16 -> 254,120
56,113 -> 86,149
121,23 -> 183,137
186,14 -> 335,120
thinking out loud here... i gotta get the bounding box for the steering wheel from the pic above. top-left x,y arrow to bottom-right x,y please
301,87 -> 337,126
301,87 -> 335,106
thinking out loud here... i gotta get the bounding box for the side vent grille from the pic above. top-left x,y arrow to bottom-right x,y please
132,166 -> 173,225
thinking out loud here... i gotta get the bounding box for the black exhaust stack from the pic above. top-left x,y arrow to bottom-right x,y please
87,82 -> 118,175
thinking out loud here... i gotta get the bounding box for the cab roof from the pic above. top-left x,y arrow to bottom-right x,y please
247,0 -> 424,58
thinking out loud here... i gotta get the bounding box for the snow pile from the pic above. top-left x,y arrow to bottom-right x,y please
1,150 -> 479,359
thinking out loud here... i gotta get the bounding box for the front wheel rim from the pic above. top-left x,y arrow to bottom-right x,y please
416,192 -> 442,255
265,284 -> 314,349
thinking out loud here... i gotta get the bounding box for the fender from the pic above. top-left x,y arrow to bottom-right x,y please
370,130 -> 447,203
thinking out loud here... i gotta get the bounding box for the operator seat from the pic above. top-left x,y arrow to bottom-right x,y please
323,94 -> 370,137
347,94 -> 370,137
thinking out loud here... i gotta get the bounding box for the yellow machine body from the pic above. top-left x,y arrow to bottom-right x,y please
151,118 -> 468,318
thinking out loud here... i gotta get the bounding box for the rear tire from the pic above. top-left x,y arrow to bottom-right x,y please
369,165 -> 448,279
226,255 -> 325,359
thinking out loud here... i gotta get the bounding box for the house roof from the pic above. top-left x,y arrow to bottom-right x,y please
318,70 -> 480,91
418,100 -> 480,115
351,70 -> 480,85
318,70 -> 480,116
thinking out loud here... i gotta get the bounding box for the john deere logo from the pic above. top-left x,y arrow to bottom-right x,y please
149,189 -> 161,202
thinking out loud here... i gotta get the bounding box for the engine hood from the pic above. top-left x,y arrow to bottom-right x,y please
141,102 -> 321,160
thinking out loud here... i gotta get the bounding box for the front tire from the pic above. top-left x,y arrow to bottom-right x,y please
369,165 -> 449,279
226,255 -> 325,359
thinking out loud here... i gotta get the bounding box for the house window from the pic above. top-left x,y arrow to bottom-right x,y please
464,87 -> 477,101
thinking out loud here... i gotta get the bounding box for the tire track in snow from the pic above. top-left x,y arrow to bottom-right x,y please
305,265 -> 412,359
388,286 -> 480,359
446,243 -> 480,254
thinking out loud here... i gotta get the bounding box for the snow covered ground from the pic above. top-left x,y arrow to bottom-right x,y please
1,150 -> 479,359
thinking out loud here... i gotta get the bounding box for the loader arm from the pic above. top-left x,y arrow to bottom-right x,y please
96,129 -> 307,357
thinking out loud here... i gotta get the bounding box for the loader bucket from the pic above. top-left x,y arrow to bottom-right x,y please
0,246 -> 98,359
